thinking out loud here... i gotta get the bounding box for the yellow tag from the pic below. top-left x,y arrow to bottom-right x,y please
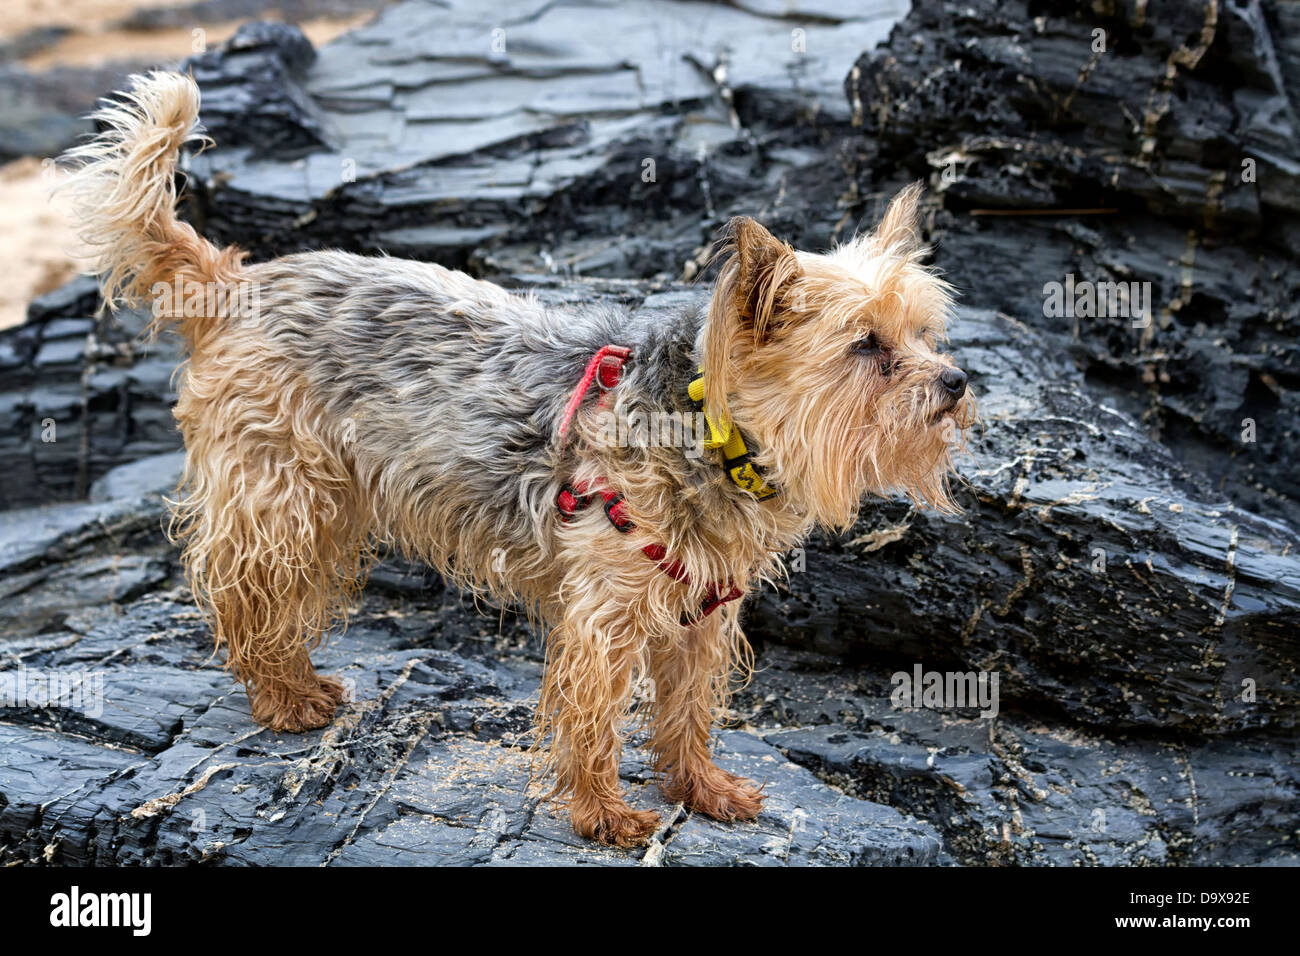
703,416 -> 731,449
730,464 -> 778,499
688,374 -> 732,449
689,370 -> 777,499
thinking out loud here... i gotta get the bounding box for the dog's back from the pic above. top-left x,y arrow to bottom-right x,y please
245,250 -> 634,592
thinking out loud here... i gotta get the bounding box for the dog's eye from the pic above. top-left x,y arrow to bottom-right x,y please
852,333 -> 883,357
853,333 -> 896,377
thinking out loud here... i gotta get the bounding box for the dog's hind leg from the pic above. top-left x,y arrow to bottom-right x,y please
172,344 -> 371,733
648,613 -> 764,822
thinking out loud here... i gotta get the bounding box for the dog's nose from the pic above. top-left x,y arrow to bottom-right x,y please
939,367 -> 967,399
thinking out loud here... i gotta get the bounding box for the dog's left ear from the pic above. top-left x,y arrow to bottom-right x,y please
704,217 -> 801,423
727,216 -> 801,342
873,182 -> 924,253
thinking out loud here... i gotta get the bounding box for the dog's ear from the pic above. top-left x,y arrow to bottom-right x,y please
703,217 -> 800,425
727,216 -> 800,341
873,182 -> 923,253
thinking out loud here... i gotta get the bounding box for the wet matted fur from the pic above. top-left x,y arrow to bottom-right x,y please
61,72 -> 976,846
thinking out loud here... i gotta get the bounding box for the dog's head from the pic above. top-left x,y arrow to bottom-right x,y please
703,184 -> 975,528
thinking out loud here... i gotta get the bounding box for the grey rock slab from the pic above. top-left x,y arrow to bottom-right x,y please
743,647 -> 1298,865
180,0 -> 906,269
86,451 -> 186,504
659,730 -> 944,866
1,592 -> 938,865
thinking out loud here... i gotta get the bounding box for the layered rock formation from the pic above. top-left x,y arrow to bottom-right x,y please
2,0 -> 1296,865
848,0 -> 1300,524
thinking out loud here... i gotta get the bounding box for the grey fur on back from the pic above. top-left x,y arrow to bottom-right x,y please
248,250 -> 712,581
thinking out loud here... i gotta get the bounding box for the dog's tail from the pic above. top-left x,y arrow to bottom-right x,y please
60,71 -> 245,346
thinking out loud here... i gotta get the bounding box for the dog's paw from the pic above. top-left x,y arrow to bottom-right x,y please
665,768 -> 765,823
572,803 -> 662,848
252,675 -> 345,733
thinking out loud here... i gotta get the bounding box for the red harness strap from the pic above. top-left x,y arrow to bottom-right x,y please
555,345 -> 744,626
640,543 -> 744,625
555,344 -> 632,445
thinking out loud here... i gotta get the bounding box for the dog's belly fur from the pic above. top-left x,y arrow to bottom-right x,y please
233,250 -> 698,605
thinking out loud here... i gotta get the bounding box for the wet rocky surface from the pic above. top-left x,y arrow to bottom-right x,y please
0,279 -> 181,509
2,0 -> 1297,865
0,592 -> 946,867
3,285 -> 1296,865
848,0 -> 1300,525
0,444 -> 945,866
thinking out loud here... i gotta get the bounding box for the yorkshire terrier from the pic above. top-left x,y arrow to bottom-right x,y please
62,73 -> 975,846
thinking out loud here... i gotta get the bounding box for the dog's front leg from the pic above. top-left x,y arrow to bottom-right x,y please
649,612 -> 764,822
538,599 -> 661,847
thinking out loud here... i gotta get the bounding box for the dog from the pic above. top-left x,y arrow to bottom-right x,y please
62,72 -> 975,846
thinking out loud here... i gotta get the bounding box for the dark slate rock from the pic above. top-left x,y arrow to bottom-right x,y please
0,66 -> 93,160
0,63 -> 162,161
87,450 -> 185,503
742,646 -> 1298,866
0,25 -> 68,63
181,1 -> 906,265
118,0 -> 386,31
845,0 -> 1300,525
24,276 -> 100,326
0,593 -> 944,866
184,20 -> 334,155
658,730 -> 943,866
0,467 -> 175,639
0,298 -> 184,509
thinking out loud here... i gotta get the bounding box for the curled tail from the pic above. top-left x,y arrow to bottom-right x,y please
60,71 -> 245,346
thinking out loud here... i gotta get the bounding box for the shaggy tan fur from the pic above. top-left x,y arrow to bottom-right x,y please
61,72 -> 975,846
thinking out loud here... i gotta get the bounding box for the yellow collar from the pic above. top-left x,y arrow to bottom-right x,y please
687,370 -> 779,500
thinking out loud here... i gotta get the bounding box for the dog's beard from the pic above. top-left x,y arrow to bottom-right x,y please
763,373 -> 974,528
858,374 -> 975,513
